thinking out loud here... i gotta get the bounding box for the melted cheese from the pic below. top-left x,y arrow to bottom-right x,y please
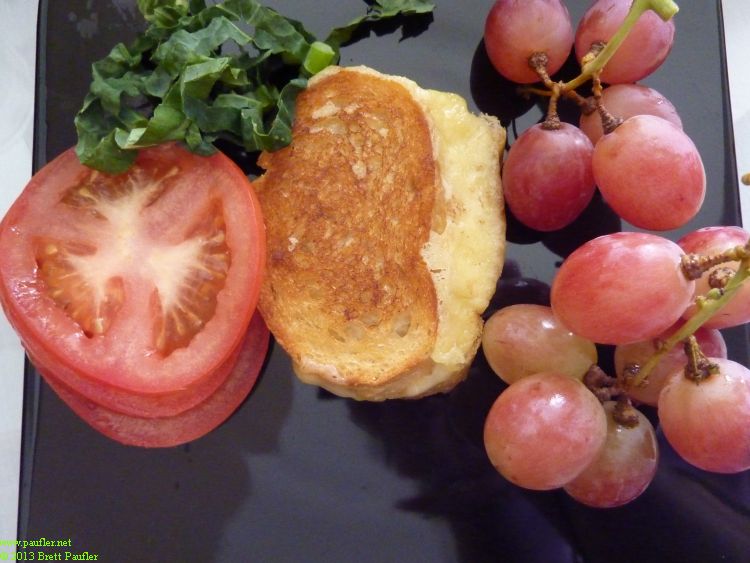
376,72 -> 505,396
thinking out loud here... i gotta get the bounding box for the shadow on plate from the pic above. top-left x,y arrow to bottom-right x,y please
344,352 -> 750,563
24,337 -> 295,562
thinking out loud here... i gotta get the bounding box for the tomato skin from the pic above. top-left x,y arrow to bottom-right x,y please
44,312 -> 270,447
23,324 -> 244,418
0,144 -> 266,415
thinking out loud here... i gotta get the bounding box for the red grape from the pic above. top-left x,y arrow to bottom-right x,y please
592,115 -> 705,231
579,84 -> 682,145
484,0 -> 574,84
484,372 -> 607,490
551,232 -> 695,345
615,323 -> 727,406
678,226 -> 750,329
659,358 -> 750,473
502,123 -> 596,232
575,0 -> 675,84
564,401 -> 658,508
482,304 -> 597,384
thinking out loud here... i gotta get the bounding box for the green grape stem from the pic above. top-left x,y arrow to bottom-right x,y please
564,0 -> 679,91
629,254 -> 750,388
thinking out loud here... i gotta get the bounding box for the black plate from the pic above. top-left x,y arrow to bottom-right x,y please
21,1 -> 750,562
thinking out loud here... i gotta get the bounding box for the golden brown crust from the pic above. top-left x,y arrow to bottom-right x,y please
255,68 -> 439,389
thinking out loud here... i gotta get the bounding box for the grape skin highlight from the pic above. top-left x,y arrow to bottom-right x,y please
659,358 -> 750,474
564,401 -> 658,508
484,0 -> 574,84
550,232 -> 695,345
502,123 -> 596,232
483,372 -> 607,491
579,84 -> 682,145
482,304 -> 597,384
592,115 -> 706,231
575,0 -> 675,84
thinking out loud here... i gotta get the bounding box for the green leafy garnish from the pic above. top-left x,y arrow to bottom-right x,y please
75,0 -> 435,173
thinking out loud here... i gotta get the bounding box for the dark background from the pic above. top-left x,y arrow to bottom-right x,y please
21,1 -> 750,561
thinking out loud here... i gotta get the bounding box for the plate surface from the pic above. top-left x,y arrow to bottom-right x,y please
23,1 -> 750,562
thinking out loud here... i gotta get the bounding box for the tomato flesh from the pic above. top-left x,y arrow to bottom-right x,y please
31,157 -> 232,355
0,144 -> 265,412
35,237 -> 126,339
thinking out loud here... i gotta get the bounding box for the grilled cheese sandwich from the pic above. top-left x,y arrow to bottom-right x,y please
255,66 -> 505,400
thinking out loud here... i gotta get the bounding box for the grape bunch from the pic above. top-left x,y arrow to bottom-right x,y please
487,0 -> 702,233
479,0 -> 750,508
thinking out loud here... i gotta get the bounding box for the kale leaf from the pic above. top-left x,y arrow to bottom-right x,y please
75,0 -> 435,173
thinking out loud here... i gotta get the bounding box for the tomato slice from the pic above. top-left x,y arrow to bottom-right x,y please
43,312 -> 270,447
22,325 -> 244,418
0,144 -> 265,413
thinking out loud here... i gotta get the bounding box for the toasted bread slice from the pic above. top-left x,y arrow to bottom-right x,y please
255,66 -> 505,400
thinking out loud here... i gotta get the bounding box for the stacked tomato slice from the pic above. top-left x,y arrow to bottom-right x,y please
0,143 -> 268,447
